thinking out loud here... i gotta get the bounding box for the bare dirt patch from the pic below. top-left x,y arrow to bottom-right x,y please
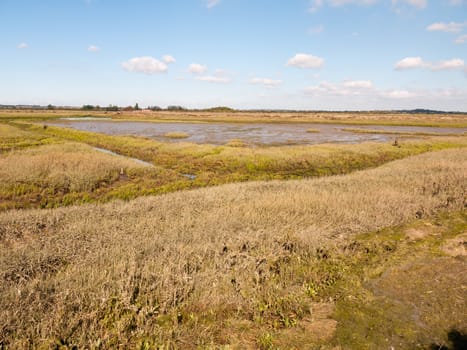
441,233 -> 467,257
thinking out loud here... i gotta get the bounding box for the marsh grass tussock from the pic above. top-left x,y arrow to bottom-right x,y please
0,149 -> 465,348
164,131 -> 190,139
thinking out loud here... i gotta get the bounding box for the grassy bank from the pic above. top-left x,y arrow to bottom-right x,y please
1,121 -> 465,210
0,149 -> 465,348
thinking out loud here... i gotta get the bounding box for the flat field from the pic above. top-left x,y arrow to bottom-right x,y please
0,110 -> 466,349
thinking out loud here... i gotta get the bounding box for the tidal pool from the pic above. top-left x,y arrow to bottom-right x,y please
46,120 -> 465,146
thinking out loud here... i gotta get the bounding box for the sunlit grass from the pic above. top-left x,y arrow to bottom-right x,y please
164,131 -> 190,139
0,149 -> 465,348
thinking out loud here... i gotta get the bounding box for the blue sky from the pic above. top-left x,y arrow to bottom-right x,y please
1,0 -> 466,110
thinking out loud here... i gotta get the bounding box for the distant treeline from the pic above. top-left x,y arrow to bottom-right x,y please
0,104 -> 465,114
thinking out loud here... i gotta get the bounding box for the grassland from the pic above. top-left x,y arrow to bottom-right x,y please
0,149 -> 466,349
1,120 -> 466,210
0,110 -> 466,349
1,108 -> 467,127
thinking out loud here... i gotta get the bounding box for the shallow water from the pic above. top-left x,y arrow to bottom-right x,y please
47,120 -> 465,146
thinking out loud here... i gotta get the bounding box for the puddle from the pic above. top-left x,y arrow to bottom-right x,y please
61,117 -> 112,121
182,174 -> 197,180
93,147 -> 154,167
47,120 -> 466,146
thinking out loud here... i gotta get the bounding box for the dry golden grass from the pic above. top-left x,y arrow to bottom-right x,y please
164,131 -> 190,139
306,128 -> 320,133
0,149 -> 465,348
342,127 -> 463,137
0,123 -> 32,138
1,109 -> 466,127
0,143 -> 150,208
225,138 -> 247,147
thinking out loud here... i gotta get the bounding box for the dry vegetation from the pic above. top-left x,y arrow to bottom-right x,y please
164,131 -> 190,139
2,109 -> 467,127
341,127 -> 464,137
0,110 -> 466,348
0,142 -> 160,210
0,149 -> 466,349
0,122 -> 467,210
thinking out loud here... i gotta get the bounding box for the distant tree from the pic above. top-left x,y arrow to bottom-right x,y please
134,103 -> 140,110
148,105 -> 162,111
47,104 -> 55,110
167,105 -> 185,111
82,105 -> 95,110
205,106 -> 235,112
105,104 -> 119,111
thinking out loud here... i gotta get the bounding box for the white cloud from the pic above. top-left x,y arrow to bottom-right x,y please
329,0 -> 378,5
249,78 -> 283,88
287,53 -> 324,69
432,58 -> 465,70
381,90 -> 418,99
17,43 -> 28,49
455,34 -> 467,44
87,45 -> 100,52
392,0 -> 427,8
342,80 -> 373,88
162,55 -> 176,64
305,79 -> 374,96
308,0 -> 323,12
195,75 -> 231,83
395,56 -> 466,71
206,0 -> 220,8
395,56 -> 427,70
121,56 -> 168,74
188,63 -> 208,74
426,21 -> 466,33
447,0 -> 464,5
309,0 -> 377,12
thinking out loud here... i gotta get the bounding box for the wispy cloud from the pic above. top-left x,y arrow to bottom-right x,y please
162,55 -> 176,64
447,0 -> 464,5
342,80 -> 373,88
17,42 -> 28,49
249,78 -> 283,88
395,56 -> 465,71
206,0 -> 220,8
426,21 -> 467,33
309,0 -> 378,13
305,79 -> 374,96
455,34 -> 467,44
392,0 -> 427,9
188,63 -> 208,74
87,45 -> 100,52
381,89 -> 418,99
195,75 -> 231,83
286,53 -> 324,69
308,25 -> 325,35
121,56 -> 168,74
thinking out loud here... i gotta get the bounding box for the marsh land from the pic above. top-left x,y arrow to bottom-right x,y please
0,110 -> 466,349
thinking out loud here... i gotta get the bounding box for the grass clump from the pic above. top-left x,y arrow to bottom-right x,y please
306,128 -> 320,133
164,131 -> 190,139
225,138 -> 247,147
